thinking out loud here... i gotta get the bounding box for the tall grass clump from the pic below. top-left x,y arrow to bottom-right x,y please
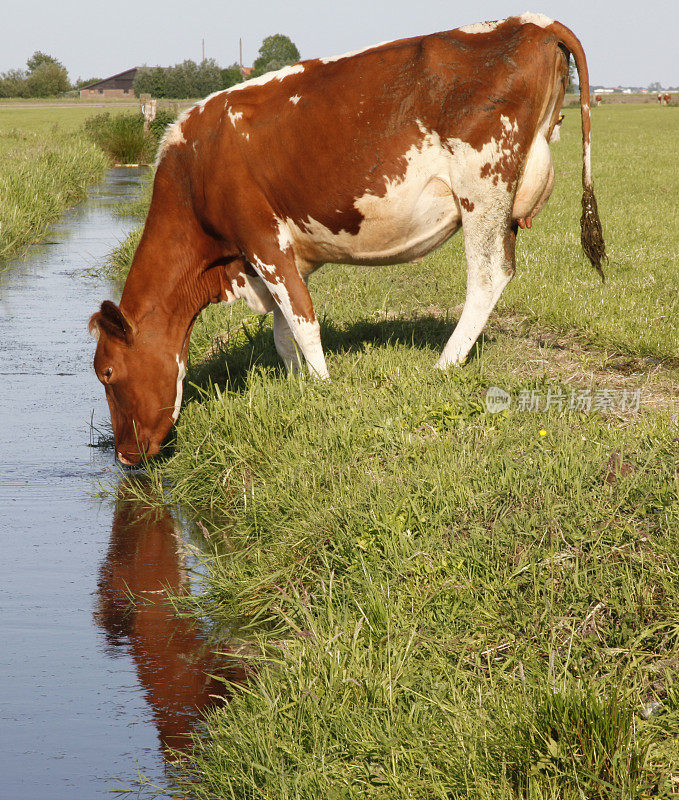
494,683 -> 651,796
82,108 -> 176,164
0,128 -> 109,262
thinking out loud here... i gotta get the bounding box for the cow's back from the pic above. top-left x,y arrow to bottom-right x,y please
156,18 -> 567,267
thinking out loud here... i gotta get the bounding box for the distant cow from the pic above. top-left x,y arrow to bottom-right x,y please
90,13 -> 606,465
595,94 -> 602,106
658,93 -> 671,105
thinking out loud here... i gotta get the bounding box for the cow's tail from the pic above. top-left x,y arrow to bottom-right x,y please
548,21 -> 606,280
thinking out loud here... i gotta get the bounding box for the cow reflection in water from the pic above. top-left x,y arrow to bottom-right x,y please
95,481 -> 246,751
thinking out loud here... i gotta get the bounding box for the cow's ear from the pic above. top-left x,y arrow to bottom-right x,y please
89,301 -> 136,343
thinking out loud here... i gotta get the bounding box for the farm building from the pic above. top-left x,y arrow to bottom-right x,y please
79,68 -> 138,98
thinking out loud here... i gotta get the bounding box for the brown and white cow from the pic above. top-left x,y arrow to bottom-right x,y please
90,12 -> 606,465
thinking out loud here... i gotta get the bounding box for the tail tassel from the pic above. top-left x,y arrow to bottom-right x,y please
581,185 -> 606,282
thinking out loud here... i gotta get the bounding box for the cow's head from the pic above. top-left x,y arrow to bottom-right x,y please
89,301 -> 185,466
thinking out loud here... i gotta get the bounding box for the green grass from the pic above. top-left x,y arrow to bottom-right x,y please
104,104 -> 678,798
82,109 -> 177,165
152,330 -> 677,799
0,104 -> 114,134
0,107 -> 110,263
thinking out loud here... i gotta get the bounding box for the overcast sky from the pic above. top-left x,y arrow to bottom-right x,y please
2,0 -> 676,88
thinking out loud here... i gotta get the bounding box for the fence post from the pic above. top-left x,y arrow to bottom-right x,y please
140,94 -> 157,132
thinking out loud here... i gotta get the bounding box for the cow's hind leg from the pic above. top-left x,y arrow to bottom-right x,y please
436,209 -> 517,369
247,247 -> 329,379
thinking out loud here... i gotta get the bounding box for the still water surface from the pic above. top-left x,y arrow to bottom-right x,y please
0,170 -> 227,799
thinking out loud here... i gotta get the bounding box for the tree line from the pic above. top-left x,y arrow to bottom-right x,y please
0,35 -> 300,99
133,35 -> 300,98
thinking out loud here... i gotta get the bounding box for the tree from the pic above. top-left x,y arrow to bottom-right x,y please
221,63 -> 243,89
647,81 -> 662,92
133,60 -> 223,98
73,76 -> 102,90
26,51 -> 63,74
252,34 -> 300,77
134,66 -> 169,98
26,61 -> 70,97
0,69 -> 29,98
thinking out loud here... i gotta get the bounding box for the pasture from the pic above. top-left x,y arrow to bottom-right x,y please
0,105 -> 109,262
108,103 -> 677,797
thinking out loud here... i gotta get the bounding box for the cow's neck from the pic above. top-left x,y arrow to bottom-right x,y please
118,223 -> 225,362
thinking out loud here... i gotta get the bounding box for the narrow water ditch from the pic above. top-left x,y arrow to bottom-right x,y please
0,169 -> 226,799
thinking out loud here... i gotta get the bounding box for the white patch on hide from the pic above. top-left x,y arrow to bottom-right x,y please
549,119 -> 562,143
584,140 -> 592,185
276,123 -> 463,266
458,13 -> 552,35
172,355 -> 186,422
273,307 -> 303,374
459,20 -> 501,34
275,218 -> 295,253
518,11 -> 553,28
320,40 -> 395,64
226,64 -> 305,93
230,273 -> 275,314
249,256 -> 328,379
289,94 -> 301,104
155,107 -> 192,166
513,134 -> 553,219
276,117 -> 532,268
228,107 -> 244,126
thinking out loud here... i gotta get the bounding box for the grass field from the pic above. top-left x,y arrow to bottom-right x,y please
0,105 -> 117,134
106,104 -> 678,798
0,105 -> 110,264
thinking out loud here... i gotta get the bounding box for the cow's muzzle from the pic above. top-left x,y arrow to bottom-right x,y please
116,437 -> 151,466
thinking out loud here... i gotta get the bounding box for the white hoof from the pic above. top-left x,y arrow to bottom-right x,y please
435,355 -> 465,370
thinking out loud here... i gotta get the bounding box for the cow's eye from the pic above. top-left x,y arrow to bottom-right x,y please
102,367 -> 113,382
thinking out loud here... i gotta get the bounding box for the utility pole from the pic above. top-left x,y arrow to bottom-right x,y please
202,38 -> 205,62
239,38 -> 243,68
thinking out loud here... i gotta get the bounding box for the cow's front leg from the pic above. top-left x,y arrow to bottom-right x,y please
248,249 -> 329,379
273,307 -> 304,375
436,207 -> 517,369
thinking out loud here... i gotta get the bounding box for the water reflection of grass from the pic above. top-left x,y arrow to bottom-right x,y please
101,104 -> 678,797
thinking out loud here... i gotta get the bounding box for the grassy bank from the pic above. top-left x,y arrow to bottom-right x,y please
107,104 -> 678,798
0,108 -> 109,263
